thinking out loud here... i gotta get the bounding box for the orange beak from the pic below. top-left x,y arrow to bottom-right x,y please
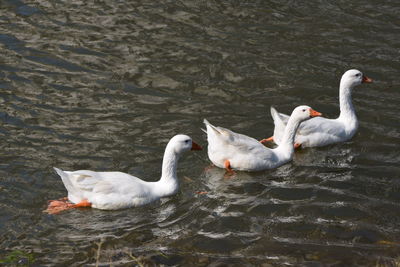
191,141 -> 202,150
362,75 -> 373,83
309,108 -> 322,118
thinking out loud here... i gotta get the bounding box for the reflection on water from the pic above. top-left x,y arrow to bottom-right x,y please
1,0 -> 400,265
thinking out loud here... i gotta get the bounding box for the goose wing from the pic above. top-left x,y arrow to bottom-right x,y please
203,119 -> 265,153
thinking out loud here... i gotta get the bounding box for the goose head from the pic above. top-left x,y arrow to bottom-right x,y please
291,105 -> 322,123
168,134 -> 202,154
341,69 -> 373,89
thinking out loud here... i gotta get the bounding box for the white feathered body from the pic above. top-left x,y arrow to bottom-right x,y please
271,107 -> 358,148
269,69 -> 371,148
204,121 -> 292,171
54,168 -> 173,210
52,134 -> 198,210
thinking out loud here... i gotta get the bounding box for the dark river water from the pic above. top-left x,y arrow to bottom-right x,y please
1,0 -> 400,266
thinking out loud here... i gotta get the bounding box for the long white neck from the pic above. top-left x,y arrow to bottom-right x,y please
276,116 -> 301,158
338,79 -> 357,122
155,144 -> 180,197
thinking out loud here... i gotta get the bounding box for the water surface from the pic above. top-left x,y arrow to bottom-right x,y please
1,0 -> 399,265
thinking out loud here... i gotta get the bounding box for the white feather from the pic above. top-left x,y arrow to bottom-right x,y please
53,134 -> 197,210
270,69 -> 371,147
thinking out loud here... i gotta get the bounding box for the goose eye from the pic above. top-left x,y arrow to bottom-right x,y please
185,140 -> 190,143
302,109 -> 306,112
355,73 -> 361,77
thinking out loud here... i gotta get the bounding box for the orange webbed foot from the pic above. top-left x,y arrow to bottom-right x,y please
260,136 -> 274,144
45,198 -> 74,214
44,198 -> 91,214
224,160 -> 236,178
73,199 -> 92,208
294,143 -> 302,149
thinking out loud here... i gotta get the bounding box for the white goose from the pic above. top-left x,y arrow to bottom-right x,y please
261,69 -> 373,148
203,106 -> 321,172
45,135 -> 202,213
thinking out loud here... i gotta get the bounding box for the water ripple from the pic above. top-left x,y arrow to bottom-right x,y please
0,0 -> 399,265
